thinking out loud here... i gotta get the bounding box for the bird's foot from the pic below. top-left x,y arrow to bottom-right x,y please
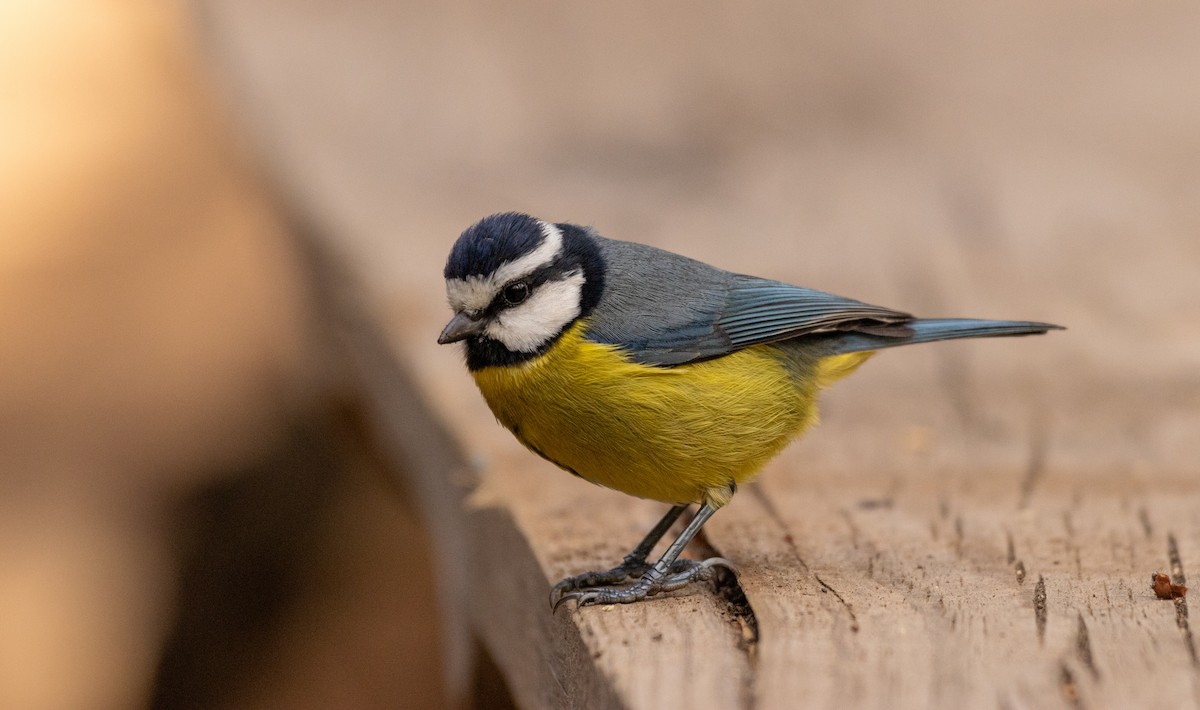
548,555 -> 652,608
552,557 -> 736,612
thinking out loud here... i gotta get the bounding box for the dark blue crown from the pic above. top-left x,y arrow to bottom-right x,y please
445,212 -> 546,279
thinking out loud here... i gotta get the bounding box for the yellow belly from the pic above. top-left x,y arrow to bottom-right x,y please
471,321 -> 868,506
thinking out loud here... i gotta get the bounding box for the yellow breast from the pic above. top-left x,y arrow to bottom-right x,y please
471,322 -> 869,505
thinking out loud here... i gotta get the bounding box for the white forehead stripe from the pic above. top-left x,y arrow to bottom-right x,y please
493,220 -> 562,286
445,220 -> 564,313
484,271 -> 585,352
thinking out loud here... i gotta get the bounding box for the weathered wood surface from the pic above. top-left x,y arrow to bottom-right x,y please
196,1 -> 1200,707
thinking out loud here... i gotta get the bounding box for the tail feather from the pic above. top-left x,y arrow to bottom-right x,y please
830,318 -> 1063,355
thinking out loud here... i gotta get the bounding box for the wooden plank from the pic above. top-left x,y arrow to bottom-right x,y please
707,460 -> 1200,708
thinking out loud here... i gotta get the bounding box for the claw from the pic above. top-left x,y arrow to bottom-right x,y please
548,581 -> 584,610
552,590 -> 598,614
702,557 -> 737,574
551,592 -> 571,614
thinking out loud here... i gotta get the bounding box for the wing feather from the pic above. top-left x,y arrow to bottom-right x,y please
583,236 -> 914,366
717,279 -> 913,349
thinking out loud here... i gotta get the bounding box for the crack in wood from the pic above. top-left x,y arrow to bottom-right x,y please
749,485 -> 859,633
1166,534 -> 1198,667
813,572 -> 860,633
1034,575 -> 1048,645
1017,425 -> 1047,510
1168,534 -> 1186,585
1075,613 -> 1099,680
716,567 -> 761,652
1059,662 -> 1085,709
1138,507 -> 1153,538
691,527 -> 760,651
694,504 -> 762,710
855,496 -> 894,510
692,527 -> 761,656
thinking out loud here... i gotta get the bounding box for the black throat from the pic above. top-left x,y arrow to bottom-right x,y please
464,223 -> 606,371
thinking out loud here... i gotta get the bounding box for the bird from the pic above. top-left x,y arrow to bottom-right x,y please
437,212 -> 1061,611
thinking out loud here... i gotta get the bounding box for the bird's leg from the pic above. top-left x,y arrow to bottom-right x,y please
549,504 -> 688,606
553,503 -> 736,611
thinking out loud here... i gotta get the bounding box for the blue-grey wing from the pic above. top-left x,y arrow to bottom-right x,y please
583,235 -> 912,366
716,280 -> 912,349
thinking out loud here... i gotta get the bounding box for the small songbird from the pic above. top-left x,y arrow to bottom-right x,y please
438,212 -> 1060,610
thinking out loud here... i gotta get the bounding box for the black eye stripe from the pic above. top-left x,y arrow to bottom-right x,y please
522,258 -> 573,288
484,260 -> 582,315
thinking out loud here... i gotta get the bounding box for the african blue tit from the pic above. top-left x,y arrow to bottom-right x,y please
438,212 -> 1061,609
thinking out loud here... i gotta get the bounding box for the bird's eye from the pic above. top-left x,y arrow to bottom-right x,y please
502,281 -> 530,306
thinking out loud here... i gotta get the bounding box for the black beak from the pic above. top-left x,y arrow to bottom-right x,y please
438,311 -> 487,344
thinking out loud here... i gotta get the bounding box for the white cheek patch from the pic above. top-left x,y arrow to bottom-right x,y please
445,220 -> 564,314
485,272 -> 585,352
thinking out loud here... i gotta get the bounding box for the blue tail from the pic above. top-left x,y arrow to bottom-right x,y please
831,318 -> 1063,355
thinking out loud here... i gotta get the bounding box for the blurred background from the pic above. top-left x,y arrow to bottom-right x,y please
1,0 -> 1196,708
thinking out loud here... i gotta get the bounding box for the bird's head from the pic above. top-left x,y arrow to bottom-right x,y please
439,212 -> 604,369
